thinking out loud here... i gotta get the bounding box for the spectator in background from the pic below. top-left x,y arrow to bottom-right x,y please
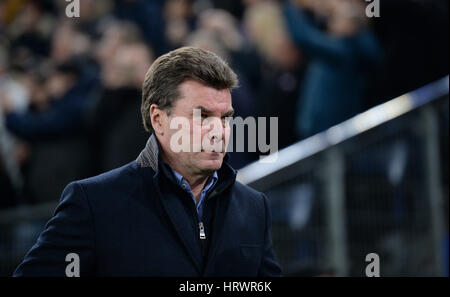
164,0 -> 197,50
0,44 -> 29,208
284,0 -> 383,139
2,56 -> 99,203
50,23 -> 92,65
244,0 -> 304,148
4,60 -> 95,140
0,46 -> 29,114
94,20 -> 142,76
7,0 -> 54,61
89,39 -> 153,173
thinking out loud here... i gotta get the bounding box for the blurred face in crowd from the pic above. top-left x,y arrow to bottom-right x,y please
164,0 -> 193,46
268,33 -> 302,70
46,72 -> 76,99
328,17 -> 359,37
102,43 -> 153,88
96,26 -> 124,65
95,22 -> 142,67
198,9 -> 244,51
151,80 -> 233,177
15,2 -> 42,33
243,1 -> 301,69
51,25 -> 91,64
327,0 -> 366,37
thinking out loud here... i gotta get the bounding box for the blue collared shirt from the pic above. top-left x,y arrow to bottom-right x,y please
171,169 -> 218,222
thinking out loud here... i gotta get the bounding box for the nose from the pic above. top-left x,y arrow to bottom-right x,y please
203,117 -> 226,152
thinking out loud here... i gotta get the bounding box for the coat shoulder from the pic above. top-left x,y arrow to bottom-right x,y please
77,161 -> 140,185
71,161 -> 143,201
231,181 -> 267,206
232,181 -> 263,196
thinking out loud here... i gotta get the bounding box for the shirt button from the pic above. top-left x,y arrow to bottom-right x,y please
181,184 -> 187,190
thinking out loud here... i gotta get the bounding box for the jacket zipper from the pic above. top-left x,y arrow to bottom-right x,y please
187,194 -> 206,259
198,221 -> 206,239
181,185 -> 210,267
196,215 -> 206,259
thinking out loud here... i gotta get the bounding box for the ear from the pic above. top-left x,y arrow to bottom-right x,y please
150,104 -> 165,135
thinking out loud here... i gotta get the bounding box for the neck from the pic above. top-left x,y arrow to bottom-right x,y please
186,175 -> 210,202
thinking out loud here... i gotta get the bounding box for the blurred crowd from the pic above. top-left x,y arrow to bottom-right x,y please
0,0 -> 448,208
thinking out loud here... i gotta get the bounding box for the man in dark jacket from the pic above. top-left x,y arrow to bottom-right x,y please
13,47 -> 282,277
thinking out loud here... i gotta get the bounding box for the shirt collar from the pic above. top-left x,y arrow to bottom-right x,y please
171,168 -> 218,194
137,134 -> 235,197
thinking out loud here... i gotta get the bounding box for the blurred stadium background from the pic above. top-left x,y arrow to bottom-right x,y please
0,0 -> 448,276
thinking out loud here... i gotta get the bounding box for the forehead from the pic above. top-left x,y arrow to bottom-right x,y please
174,80 -> 232,114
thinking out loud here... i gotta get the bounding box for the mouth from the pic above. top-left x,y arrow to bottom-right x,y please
200,147 -> 225,153
201,150 -> 221,154
200,150 -> 223,158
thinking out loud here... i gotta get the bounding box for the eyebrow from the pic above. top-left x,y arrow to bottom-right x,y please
194,105 -> 234,117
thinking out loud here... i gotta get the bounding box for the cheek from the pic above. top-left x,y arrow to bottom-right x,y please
193,122 -> 203,134
224,125 -> 231,141
200,125 -> 212,139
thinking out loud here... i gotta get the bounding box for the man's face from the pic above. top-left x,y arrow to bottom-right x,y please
157,80 -> 233,176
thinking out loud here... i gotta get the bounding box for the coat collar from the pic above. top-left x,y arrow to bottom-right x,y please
136,133 -> 237,194
136,133 -> 160,172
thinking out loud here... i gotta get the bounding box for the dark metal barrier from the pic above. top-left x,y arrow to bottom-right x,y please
237,76 -> 449,276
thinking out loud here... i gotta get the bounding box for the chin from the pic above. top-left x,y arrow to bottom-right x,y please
198,154 -> 223,171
